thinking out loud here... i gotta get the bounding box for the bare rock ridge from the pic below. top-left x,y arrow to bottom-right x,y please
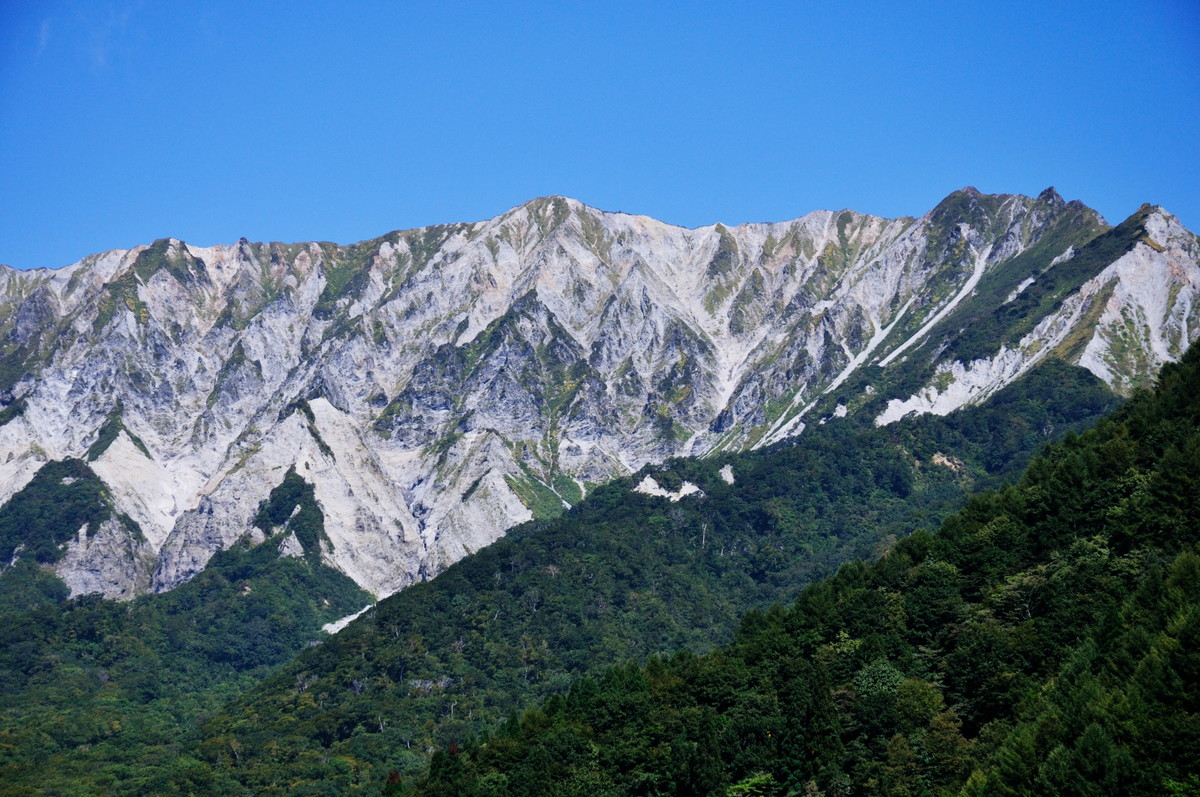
0,190 -> 1196,599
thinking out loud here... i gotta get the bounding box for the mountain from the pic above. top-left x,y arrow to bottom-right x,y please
410,320 -> 1200,797
0,189 -> 1196,600
0,356 -> 1118,794
171,359 -> 1113,795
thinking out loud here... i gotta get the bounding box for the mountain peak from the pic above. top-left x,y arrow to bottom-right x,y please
1037,186 -> 1064,204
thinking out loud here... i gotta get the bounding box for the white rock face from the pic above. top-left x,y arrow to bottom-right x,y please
322,604 -> 374,634
54,516 -> 154,600
0,191 -> 1196,599
278,532 -> 305,559
876,209 -> 1200,425
1077,213 -> 1200,391
91,432 -> 181,550
634,476 -> 704,502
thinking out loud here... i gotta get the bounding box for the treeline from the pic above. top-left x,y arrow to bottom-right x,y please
0,360 -> 1115,794
412,346 -> 1200,795
183,361 -> 1114,794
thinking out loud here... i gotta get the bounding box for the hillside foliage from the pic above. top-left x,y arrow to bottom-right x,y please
412,345 -> 1200,796
185,362 -> 1115,794
0,476 -> 370,796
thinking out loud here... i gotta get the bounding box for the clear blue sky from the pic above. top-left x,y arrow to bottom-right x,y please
2,1 -> 1198,270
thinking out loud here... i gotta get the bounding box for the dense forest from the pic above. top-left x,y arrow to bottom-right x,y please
179,361 -> 1113,794
412,345 -> 1200,795
0,360 -> 1115,795
0,469 -> 371,795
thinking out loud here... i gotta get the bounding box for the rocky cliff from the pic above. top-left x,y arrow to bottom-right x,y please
0,188 -> 1196,598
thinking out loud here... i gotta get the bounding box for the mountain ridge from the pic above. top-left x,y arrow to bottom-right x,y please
0,189 -> 1196,600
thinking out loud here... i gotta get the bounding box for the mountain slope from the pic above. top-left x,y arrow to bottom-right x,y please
0,357 -> 1117,794
411,340 -> 1200,797
158,360 -> 1113,794
0,492 -> 371,797
0,190 -> 1195,600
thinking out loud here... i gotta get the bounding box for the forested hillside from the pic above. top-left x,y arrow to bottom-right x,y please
413,345 -> 1200,796
0,475 -> 371,795
176,362 -> 1113,794
0,360 -> 1118,795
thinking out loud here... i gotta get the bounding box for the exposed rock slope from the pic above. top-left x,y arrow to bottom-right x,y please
0,189 -> 1196,597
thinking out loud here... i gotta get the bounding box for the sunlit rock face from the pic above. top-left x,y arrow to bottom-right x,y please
0,190 -> 1196,598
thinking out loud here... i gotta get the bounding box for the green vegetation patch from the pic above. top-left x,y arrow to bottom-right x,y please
504,470 -> 567,520
0,459 -> 112,564
706,223 -> 740,279
313,241 -> 377,319
729,268 -> 767,335
0,343 -> 39,395
92,269 -> 149,332
0,397 -> 26,428
253,467 -> 332,562
86,400 -> 152,461
551,473 -> 583,506
527,196 -> 571,240
576,207 -> 615,263
132,238 -> 208,286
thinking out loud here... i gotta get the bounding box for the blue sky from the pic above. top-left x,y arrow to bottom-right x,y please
1,1 -> 1197,270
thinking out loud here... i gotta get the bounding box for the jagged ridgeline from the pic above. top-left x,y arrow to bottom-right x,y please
0,356 -> 1116,793
0,190 -> 1196,602
407,343 -> 1200,796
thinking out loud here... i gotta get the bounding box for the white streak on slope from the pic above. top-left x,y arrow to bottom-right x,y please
757,297 -> 915,448
823,298 -> 916,396
878,243 -> 992,367
323,604 -> 374,634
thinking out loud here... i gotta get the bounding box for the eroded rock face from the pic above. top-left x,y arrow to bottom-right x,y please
0,190 -> 1196,599
876,207 -> 1200,424
54,515 -> 154,600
